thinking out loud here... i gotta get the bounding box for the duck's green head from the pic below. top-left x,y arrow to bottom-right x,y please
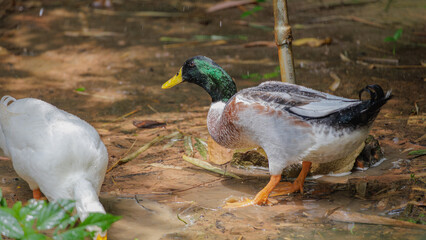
162,56 -> 237,102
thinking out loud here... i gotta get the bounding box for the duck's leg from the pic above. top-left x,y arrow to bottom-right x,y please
32,188 -> 43,200
224,175 -> 281,208
270,161 -> 312,196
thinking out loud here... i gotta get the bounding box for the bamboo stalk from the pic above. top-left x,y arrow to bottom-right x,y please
274,0 -> 296,83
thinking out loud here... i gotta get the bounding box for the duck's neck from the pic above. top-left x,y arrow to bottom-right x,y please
74,179 -> 105,221
74,178 -> 107,240
198,71 -> 237,103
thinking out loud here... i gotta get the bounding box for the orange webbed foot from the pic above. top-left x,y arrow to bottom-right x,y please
270,181 -> 303,196
271,161 -> 312,197
223,175 -> 281,209
32,189 -> 47,200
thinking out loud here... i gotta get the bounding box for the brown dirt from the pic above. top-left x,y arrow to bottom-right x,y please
0,0 -> 425,239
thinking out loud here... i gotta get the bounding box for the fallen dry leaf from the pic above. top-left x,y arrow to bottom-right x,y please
244,41 -> 276,48
133,120 -> 166,129
207,137 -> 234,165
407,114 -> 425,126
207,0 -> 256,13
293,37 -> 332,47
329,210 -> 426,229
329,72 -> 341,91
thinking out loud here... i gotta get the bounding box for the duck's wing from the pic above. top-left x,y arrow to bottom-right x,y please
236,81 -> 361,118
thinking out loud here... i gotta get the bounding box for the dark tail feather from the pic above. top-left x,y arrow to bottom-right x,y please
357,84 -> 392,125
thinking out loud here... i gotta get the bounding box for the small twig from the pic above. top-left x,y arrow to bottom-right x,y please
357,61 -> 426,69
357,56 -> 398,65
93,8 -> 184,17
107,132 -> 182,172
147,104 -> 160,114
107,139 -> 138,173
346,16 -> 385,29
182,155 -> 241,179
177,213 -> 187,224
113,109 -> 140,122
172,178 -> 225,194
364,44 -> 391,54
313,15 -> 386,29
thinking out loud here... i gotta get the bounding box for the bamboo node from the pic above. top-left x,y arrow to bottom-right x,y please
275,25 -> 293,45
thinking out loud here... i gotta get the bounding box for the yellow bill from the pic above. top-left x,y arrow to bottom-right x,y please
162,68 -> 183,89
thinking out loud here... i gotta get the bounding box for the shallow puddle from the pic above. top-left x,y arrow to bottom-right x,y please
101,195 -> 184,240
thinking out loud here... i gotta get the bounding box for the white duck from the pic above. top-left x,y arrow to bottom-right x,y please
0,96 -> 108,239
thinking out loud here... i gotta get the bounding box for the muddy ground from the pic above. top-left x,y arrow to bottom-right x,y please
0,0 -> 425,239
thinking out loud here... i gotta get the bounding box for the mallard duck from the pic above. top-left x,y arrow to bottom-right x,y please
0,96 -> 108,239
162,56 -> 392,208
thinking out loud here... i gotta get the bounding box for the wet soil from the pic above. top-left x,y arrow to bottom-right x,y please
0,0 -> 425,239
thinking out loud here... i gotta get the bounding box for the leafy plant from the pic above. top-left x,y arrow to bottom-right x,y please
242,66 -> 281,81
384,29 -> 403,55
240,0 -> 266,18
0,189 -> 121,240
408,149 -> 426,157
75,87 -> 86,92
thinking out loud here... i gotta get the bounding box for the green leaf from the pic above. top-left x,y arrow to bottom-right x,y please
75,87 -> 86,92
0,190 -> 6,208
242,73 -> 262,81
194,138 -> 208,160
393,29 -> 403,40
11,201 -> 23,220
262,71 -> 280,79
408,149 -> 426,156
183,136 -> 193,156
57,215 -> 79,230
0,208 -> 25,238
80,213 -> 122,232
20,218 -> 37,237
36,202 -> 68,230
56,200 -> 76,213
54,226 -> 91,240
384,36 -> 395,42
241,6 -> 263,18
22,233 -> 47,240
25,200 -> 47,218
0,198 -> 6,208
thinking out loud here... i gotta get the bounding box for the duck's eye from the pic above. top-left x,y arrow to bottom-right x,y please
188,61 -> 195,67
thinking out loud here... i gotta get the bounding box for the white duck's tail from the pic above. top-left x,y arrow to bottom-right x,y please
0,96 -> 17,156
0,96 -> 17,123
0,96 -> 16,106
